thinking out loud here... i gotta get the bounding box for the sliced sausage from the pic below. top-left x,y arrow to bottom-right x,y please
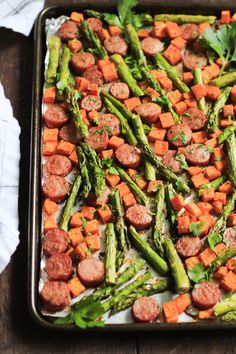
71,52 -> 95,73
42,175 -> 69,203
58,20 -> 78,42
110,82 -> 130,100
141,36 -> 164,56
167,123 -> 192,148
84,126 -> 109,152
46,155 -> 72,176
181,108 -> 206,131
180,24 -> 199,42
191,281 -> 221,309
162,150 -> 184,174
83,67 -> 104,86
86,185 -> 111,207
126,204 -> 152,231
135,102 -> 161,125
77,258 -> 105,287
223,227 -> 236,247
44,105 -> 69,129
85,17 -> 103,33
104,35 -> 128,56
132,297 -> 160,323
59,121 -> 81,144
43,229 -> 69,256
183,48 -> 207,71
185,144 -> 211,166
99,113 -> 121,136
115,143 -> 142,169
80,95 -> 102,111
176,235 -> 202,258
45,253 -> 73,281
40,281 -> 70,312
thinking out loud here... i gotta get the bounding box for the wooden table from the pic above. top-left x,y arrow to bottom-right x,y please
0,1 -> 235,353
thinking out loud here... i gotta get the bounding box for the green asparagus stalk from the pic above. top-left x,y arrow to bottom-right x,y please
110,54 -> 144,96
153,184 -> 165,257
144,160 -> 156,181
198,176 -> 227,196
193,67 -> 205,112
215,299 -> 236,316
218,122 -> 236,145
207,87 -> 231,133
57,46 -> 71,98
210,72 -> 236,88
76,147 -> 91,198
126,23 -> 147,66
220,311 -> 236,321
163,239 -> 190,294
105,223 -> 117,285
45,35 -> 61,87
165,183 -> 178,236
80,20 -> 108,59
84,9 -> 104,19
154,14 -> 216,24
207,246 -> 236,275
154,53 -> 190,93
225,133 -> 236,186
129,226 -> 169,275
59,174 -> 82,231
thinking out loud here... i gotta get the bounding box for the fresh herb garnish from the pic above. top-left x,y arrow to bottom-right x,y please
187,262 -> 210,283
175,154 -> 188,170
125,55 -> 142,80
171,131 -> 189,144
106,126 -> 112,135
189,221 -> 205,236
101,157 -> 113,168
81,217 -> 87,226
108,166 -> 119,175
208,233 -> 222,250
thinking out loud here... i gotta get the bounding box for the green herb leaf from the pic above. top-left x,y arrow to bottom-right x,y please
109,167 -> 119,175
104,13 -> 121,27
188,262 -> 208,283
208,233 -> 222,250
125,55 -> 142,80
175,154 -> 188,170
55,313 -> 74,324
101,157 -> 113,168
117,0 -> 137,26
189,222 -> 205,236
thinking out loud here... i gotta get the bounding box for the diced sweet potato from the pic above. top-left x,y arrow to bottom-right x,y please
68,277 -> 85,298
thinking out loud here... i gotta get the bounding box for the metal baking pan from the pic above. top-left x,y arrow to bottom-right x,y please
28,1 -> 236,331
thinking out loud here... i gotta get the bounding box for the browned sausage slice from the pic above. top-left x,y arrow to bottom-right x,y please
71,52 -> 95,73
223,228 -> 236,247
141,36 -> 164,56
59,121 -> 81,144
181,108 -> 206,131
176,235 -> 202,258
183,48 -> 207,70
41,281 -> 70,312
80,95 -> 103,111
162,150 -> 184,174
110,82 -> 130,100
132,297 -> 160,323
77,258 -> 105,287
125,204 -> 152,231
191,281 -> 221,309
46,155 -> 72,176
104,35 -> 128,56
167,123 -> 192,148
58,20 -> 78,42
82,67 -> 104,86
43,229 -> 69,256
42,175 -> 69,202
45,253 -> 73,281
99,114 -> 121,136
180,24 -> 199,42
85,17 -> 103,33
44,105 -> 69,129
135,102 -> 162,125
84,126 -> 109,152
115,143 -> 142,169
185,144 -> 211,166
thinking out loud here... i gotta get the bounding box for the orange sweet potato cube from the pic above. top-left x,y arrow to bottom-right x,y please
68,227 -> 84,247
56,140 -> 75,156
163,301 -> 179,323
43,128 -> 58,143
81,206 -> 96,221
70,212 -> 83,228
123,192 -> 137,208
68,277 -> 85,298
75,242 -> 89,260
44,217 -> 57,233
106,173 -> 120,187
97,204 -> 113,223
115,182 -> 130,197
43,199 -> 58,216
86,234 -> 100,252
84,219 -> 99,236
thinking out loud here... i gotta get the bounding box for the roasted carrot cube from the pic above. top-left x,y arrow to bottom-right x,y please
159,76 -> 173,91
191,84 -> 206,100
151,21 -> 167,39
203,63 -> 220,80
205,166 -> 221,181
230,86 -> 236,103
108,25 -> 122,36
70,11 -> 84,22
197,202 -> 213,214
81,206 -> 96,221
199,247 -> 216,267
44,217 -> 57,233
215,159 -> 228,173
171,36 -> 187,49
87,84 -> 99,96
182,72 -> 193,85
123,192 -> 137,208
185,256 -> 200,269
75,242 -> 89,260
185,98 -> 197,108
220,10 -> 231,24
146,87 -> 160,98
68,277 -> 85,298
192,131 -> 207,144
165,21 -> 180,38
68,227 -> 84,247
218,181 -> 232,194
151,69 -> 167,80
187,166 -> 202,177
205,85 -> 221,100
147,180 -> 162,194
201,188 -> 215,202
148,127 -> 167,142
198,22 -> 211,34
43,199 -> 58,216
174,294 -> 191,314
173,101 -> 187,115
84,219 -> 99,236
70,212 -> 83,228
115,182 -> 130,197
105,173 -> 120,187
220,119 -> 234,128
198,308 -> 215,320
101,62 -> 118,82
221,271 -> 236,292
86,234 -> 100,252
75,77 -> 90,92
68,150 -> 78,166
178,215 -> 190,234
43,128 -> 58,143
214,192 -> 227,205
124,97 -> 141,112
205,137 -> 218,148
159,112 -> 174,128
226,258 -> 236,270
163,44 -> 182,65
213,201 -> 223,214
43,87 -> 56,104
98,28 -> 110,41
185,202 -> 202,217
56,140 -> 75,156
137,29 -> 150,38
170,194 -> 185,211
169,89 -> 183,105
154,141 -> 169,156
43,142 -> 57,156
191,173 -> 209,189
228,213 -> 236,226
214,242 -> 227,255
163,301 -> 179,323
98,204 -> 113,223
223,104 -> 234,118
214,266 -> 228,280
68,38 -> 83,53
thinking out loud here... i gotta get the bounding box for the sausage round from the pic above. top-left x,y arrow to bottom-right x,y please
104,35 -> 128,56
132,297 -> 160,323
135,102 -> 162,125
223,227 -> 236,247
181,108 -> 206,131
58,20 -> 78,42
141,36 -> 164,56
42,175 -> 69,202
77,258 -> 105,287
183,48 -> 207,71
84,126 -> 109,152
85,17 -> 103,33
43,229 -> 69,256
125,204 -> 152,230
167,123 -> 192,148
115,143 -> 142,169
44,105 -> 69,129
46,155 -> 72,176
80,95 -> 103,111
86,185 -> 111,207
99,113 -> 121,136
41,281 -> 70,312
59,121 -> 81,144
185,143 -> 211,166
110,82 -> 130,100
191,281 -> 221,309
83,67 -> 104,86
162,150 -> 184,174
71,52 -> 95,73
45,253 -> 73,281
180,24 -> 199,42
176,235 -> 202,258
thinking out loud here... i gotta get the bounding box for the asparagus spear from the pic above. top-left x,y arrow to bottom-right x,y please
144,160 -> 156,181
129,226 -> 169,275
210,72 -> 236,88
220,311 -> 236,321
110,54 -> 144,97
163,239 -> 190,294
80,20 -> 108,59
57,46 -> 71,98
207,87 -> 231,133
45,35 -> 61,87
59,174 -> 82,232
105,223 -> 117,285
76,147 -> 91,198
154,14 -> 216,24
154,53 -> 190,93
207,245 -> 236,275
193,67 -> 205,112
153,184 -> 165,257
165,183 -> 178,236
126,23 -> 147,66
225,133 -> 236,186
215,299 -> 236,316
198,176 -> 227,196
218,122 -> 236,145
